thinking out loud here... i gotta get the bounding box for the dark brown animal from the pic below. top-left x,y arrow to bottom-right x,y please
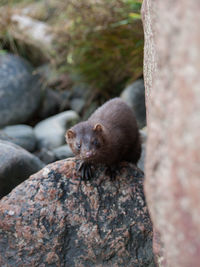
66,98 -> 141,180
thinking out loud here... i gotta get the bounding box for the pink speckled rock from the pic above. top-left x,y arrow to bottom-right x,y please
142,0 -> 200,266
0,158 -> 154,267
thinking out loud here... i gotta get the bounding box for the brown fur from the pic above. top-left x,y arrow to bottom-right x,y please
66,98 -> 141,166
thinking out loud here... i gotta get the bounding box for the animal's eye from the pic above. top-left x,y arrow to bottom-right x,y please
76,143 -> 81,149
93,139 -> 99,146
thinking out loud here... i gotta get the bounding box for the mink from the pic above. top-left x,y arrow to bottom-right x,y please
66,97 -> 141,180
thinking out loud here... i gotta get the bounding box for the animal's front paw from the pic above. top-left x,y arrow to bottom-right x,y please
78,161 -> 93,181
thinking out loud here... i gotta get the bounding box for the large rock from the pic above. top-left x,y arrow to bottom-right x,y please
120,79 -> 146,128
0,140 -> 44,199
3,124 -> 37,152
142,0 -> 200,266
0,53 -> 42,127
34,111 -> 79,149
0,158 -> 154,267
53,144 -> 73,160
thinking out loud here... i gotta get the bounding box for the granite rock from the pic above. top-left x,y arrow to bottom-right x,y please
142,0 -> 200,266
0,158 -> 154,267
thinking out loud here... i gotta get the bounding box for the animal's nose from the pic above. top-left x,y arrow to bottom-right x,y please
86,151 -> 93,158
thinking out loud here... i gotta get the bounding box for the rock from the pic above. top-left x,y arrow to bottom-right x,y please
140,127 -> 147,143
137,129 -> 147,172
53,144 -> 73,160
0,53 -> 42,127
142,0 -> 200,266
138,144 -> 145,173
120,79 -> 146,128
34,147 -> 56,164
10,14 -> 55,62
0,130 -> 13,142
0,158 -> 154,266
0,140 -> 44,199
3,124 -> 37,152
38,88 -> 62,119
34,111 -> 79,149
70,98 -> 85,114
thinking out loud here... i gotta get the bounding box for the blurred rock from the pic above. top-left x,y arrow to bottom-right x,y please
121,79 -> 146,128
138,143 -> 145,172
0,131 -> 13,142
142,0 -> 200,266
0,53 -> 42,127
53,144 -> 73,160
0,140 -> 44,199
10,14 -> 55,62
3,124 -> 37,152
34,147 -> 56,164
69,98 -> 85,114
38,88 -> 61,119
0,158 -> 154,266
34,111 -> 79,149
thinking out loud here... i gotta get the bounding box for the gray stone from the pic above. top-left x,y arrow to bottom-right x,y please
120,79 -> 146,128
34,111 -> 79,149
3,124 -> 37,152
0,140 -> 44,198
0,130 -> 13,142
34,147 -> 56,164
0,53 -> 42,127
53,144 -> 73,160
138,143 -> 145,172
70,98 -> 85,114
38,88 -> 61,119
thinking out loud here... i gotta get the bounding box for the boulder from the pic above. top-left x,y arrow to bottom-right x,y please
0,158 -> 154,267
0,140 -> 44,199
120,79 -> 146,128
3,124 -> 37,152
34,111 -> 79,149
142,0 -> 200,266
0,53 -> 42,127
38,88 -> 62,119
53,144 -> 73,160
34,147 -> 57,165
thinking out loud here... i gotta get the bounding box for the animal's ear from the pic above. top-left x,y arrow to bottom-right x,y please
66,129 -> 76,139
93,123 -> 103,132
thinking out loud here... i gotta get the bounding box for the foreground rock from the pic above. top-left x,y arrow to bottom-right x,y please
3,124 -> 37,152
0,53 -> 42,127
0,141 -> 44,198
0,158 -> 154,266
34,111 -> 79,149
142,0 -> 200,266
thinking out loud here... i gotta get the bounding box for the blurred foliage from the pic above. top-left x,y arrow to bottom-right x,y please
57,0 -> 144,96
0,0 -> 143,97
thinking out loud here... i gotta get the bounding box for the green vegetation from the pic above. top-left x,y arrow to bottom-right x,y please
0,0 -> 143,97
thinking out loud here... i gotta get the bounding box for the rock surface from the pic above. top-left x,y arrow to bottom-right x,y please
142,0 -> 200,266
53,144 -> 73,160
0,140 -> 44,199
0,53 -> 42,127
120,79 -> 146,128
3,124 -> 37,152
34,111 -> 79,149
0,158 -> 154,267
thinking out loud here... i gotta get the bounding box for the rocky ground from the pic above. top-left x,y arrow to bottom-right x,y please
0,52 -> 151,266
0,52 -> 147,198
